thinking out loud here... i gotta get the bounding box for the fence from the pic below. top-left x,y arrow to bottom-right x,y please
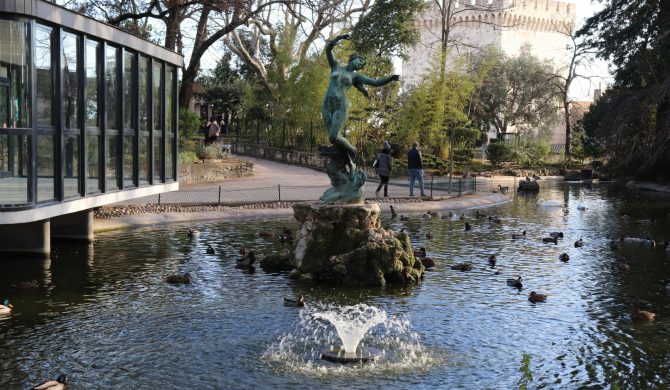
113,176 -> 482,207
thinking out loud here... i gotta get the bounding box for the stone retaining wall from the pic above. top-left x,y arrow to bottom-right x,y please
179,159 -> 254,184
233,142 -> 327,170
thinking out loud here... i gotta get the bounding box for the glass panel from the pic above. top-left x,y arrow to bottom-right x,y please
62,32 -> 80,197
165,66 -> 174,180
36,133 -> 55,202
35,26 -> 53,127
106,46 -> 118,131
123,134 -> 134,187
86,41 -> 101,193
106,46 -> 119,191
152,61 -> 162,182
106,133 -> 118,190
63,132 -> 79,197
62,32 -> 79,130
138,56 -> 149,185
0,134 -> 31,205
139,132 -> 149,185
123,51 -> 136,187
0,20 -> 31,128
123,51 -> 134,129
85,40 -> 99,128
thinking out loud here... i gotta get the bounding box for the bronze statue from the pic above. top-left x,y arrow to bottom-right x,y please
319,34 -> 399,203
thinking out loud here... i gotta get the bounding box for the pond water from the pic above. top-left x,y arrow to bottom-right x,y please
2,180 -> 670,389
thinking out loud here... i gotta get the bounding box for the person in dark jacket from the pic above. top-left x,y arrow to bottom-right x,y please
375,141 -> 393,197
407,142 -> 426,196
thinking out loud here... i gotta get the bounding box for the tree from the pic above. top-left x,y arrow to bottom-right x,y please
59,0 -> 296,109
578,0 -> 670,183
471,47 -> 560,140
546,20 -> 596,159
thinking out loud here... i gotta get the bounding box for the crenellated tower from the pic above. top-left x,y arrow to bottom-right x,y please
403,0 -> 577,86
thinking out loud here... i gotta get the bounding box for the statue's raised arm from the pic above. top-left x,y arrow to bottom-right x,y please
354,74 -> 400,88
326,34 -> 350,69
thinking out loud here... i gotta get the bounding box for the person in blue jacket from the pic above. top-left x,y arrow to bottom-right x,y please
407,142 -> 426,197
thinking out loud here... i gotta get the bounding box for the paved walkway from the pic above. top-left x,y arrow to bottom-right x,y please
94,156 -> 510,231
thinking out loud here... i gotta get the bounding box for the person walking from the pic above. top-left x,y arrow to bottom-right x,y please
407,142 -> 426,197
206,118 -> 220,145
374,141 -> 393,197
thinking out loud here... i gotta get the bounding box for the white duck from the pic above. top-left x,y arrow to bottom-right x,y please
0,299 -> 13,314
537,198 -> 562,207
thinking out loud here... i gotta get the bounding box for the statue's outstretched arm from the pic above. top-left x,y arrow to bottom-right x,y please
355,74 -> 400,87
326,34 -> 350,69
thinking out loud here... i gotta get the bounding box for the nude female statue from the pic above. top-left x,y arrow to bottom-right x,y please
322,34 -> 399,165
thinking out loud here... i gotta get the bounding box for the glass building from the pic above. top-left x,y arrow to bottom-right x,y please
0,1 -> 181,256
0,0 -> 181,213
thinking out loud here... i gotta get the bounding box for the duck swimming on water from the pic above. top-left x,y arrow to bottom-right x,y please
0,299 -> 13,314
507,276 -> 523,289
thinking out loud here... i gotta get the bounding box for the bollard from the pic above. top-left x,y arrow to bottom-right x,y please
458,178 -> 462,196
158,193 -> 161,205
278,184 -> 281,202
430,175 -> 434,197
218,186 -> 222,205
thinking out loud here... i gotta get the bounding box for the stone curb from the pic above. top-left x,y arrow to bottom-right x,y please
93,193 -> 511,233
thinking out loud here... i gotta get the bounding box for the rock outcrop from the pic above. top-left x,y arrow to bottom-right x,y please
288,202 -> 424,287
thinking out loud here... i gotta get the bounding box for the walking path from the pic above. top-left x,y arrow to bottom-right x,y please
96,155 -> 511,232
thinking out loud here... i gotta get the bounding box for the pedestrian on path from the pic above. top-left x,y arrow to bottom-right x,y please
407,142 -> 426,197
206,119 -> 220,145
374,141 -> 393,197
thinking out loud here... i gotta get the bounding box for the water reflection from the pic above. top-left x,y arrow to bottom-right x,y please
0,181 -> 670,388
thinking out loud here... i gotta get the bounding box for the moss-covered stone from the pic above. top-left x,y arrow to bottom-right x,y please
291,202 -> 424,287
260,252 -> 294,272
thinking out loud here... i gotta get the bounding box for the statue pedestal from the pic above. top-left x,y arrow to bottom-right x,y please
518,180 -> 540,192
289,202 -> 423,287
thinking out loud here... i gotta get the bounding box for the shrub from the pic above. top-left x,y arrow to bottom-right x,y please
486,140 -> 513,167
179,150 -> 198,164
454,148 -> 475,163
196,144 -> 225,160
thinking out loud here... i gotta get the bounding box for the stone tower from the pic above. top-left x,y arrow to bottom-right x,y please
403,0 -> 576,85
402,0 -> 577,146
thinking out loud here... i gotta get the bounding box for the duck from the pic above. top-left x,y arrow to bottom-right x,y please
431,211 -> 442,218
621,263 -> 631,272
620,213 -> 630,220
464,222 -> 471,232
279,233 -> 293,245
258,231 -> 274,240
283,295 -> 305,307
507,276 -> 523,289
559,253 -> 570,262
528,291 -> 547,303
413,247 -> 427,259
0,299 -> 13,314
512,230 -> 527,239
236,252 -> 257,268
542,236 -> 558,245
488,255 -> 497,268
549,232 -> 564,239
400,215 -> 409,221
532,174 -> 541,180
631,307 -> 656,322
239,245 -> 248,255
187,228 -> 200,238
389,205 -> 397,219
31,374 -> 68,390
619,235 -> 656,247
166,273 -> 191,284
574,239 -> 584,248
537,198 -> 562,207
450,263 -> 473,271
663,279 -> 670,293
476,210 -> 486,219
206,244 -> 215,254
497,184 -> 509,194
441,211 -> 454,220
488,216 -> 502,224
422,212 -> 432,219
426,232 -> 433,239
421,257 -> 436,268
577,203 -> 587,211
12,279 -> 39,289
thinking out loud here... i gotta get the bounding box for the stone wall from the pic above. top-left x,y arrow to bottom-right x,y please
233,142 -> 327,171
179,159 -> 254,184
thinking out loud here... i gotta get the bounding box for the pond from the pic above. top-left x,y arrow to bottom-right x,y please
1,180 -> 670,389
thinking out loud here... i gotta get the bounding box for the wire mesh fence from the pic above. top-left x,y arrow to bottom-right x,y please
113,176 -> 490,207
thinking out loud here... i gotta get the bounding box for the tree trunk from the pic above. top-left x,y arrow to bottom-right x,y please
564,98 -> 571,158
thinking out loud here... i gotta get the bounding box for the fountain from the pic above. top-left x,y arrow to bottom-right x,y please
314,305 -> 386,363
264,303 -> 429,368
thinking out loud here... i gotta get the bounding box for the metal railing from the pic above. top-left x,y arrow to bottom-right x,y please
114,176 -> 483,206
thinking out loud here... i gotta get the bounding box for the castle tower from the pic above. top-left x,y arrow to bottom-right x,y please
402,0 -> 577,146
403,0 -> 576,85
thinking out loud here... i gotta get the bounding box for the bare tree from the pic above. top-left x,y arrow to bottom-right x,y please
546,20 -> 598,159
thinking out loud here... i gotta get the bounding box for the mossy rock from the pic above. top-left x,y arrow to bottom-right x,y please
260,252 -> 294,272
